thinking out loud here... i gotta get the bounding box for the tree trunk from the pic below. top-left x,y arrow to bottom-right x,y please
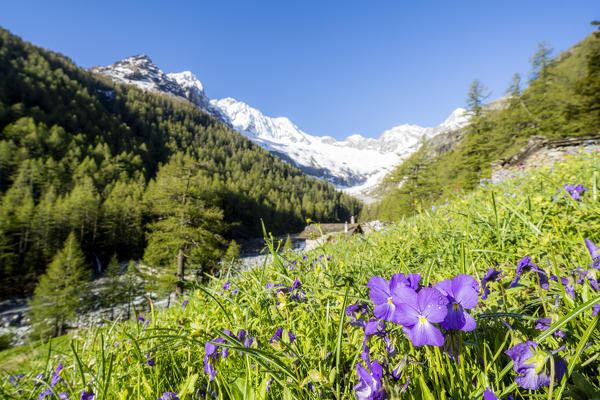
176,248 -> 184,295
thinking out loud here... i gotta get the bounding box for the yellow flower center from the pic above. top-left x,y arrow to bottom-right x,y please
452,303 -> 460,310
418,316 -> 427,324
387,297 -> 393,305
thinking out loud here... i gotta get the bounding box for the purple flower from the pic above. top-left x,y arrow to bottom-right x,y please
534,318 -> 565,338
505,341 -> 566,390
59,393 -> 69,400
222,282 -> 231,291
39,388 -> 53,399
346,302 -> 369,328
483,388 -> 499,400
288,331 -> 296,344
367,273 -> 420,322
156,393 -> 179,400
549,276 -> 575,299
434,274 -> 479,331
181,300 -> 189,310
80,391 -> 94,400
563,184 -> 588,200
51,372 -> 62,386
585,239 -> 600,269
393,286 -> 448,347
509,257 -> 548,289
480,268 -> 505,300
592,304 -> 600,317
270,327 -> 283,343
9,373 -> 24,383
353,359 -> 385,400
137,316 -> 145,322
146,354 -> 155,367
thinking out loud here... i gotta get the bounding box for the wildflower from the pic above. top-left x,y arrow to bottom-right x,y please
137,316 -> 145,322
505,341 -> 566,390
480,268 -> 505,300
549,276 -> 575,299
353,359 -> 385,400
156,393 -> 179,400
270,327 -> 283,343
181,300 -> 189,310
9,373 -> 24,383
367,273 -> 421,322
483,388 -> 499,400
59,394 -> 69,400
288,331 -> 296,344
80,390 -> 94,400
585,238 -> 600,269
509,257 -> 548,289
592,304 -> 600,317
204,338 -> 225,381
146,354 -> 155,367
434,274 -> 479,331
563,184 -> 588,200
534,318 -> 565,338
39,388 -> 53,399
346,302 -> 369,327
393,286 -> 448,347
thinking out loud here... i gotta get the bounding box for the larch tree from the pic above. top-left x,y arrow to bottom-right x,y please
28,232 -> 89,338
143,154 -> 225,295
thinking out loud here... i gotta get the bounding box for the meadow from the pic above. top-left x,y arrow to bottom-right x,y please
2,146 -> 600,400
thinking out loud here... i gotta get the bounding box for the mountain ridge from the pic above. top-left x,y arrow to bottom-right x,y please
91,55 -> 470,201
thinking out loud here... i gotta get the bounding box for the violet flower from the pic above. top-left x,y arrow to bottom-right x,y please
346,302 -> 369,328
9,373 -> 24,383
156,393 -> 179,400
354,359 -> 386,400
534,318 -> 565,339
505,341 -> 566,390
509,257 -> 548,289
270,327 -> 283,343
367,273 -> 421,322
434,274 -> 479,331
393,286 -> 448,347
181,300 -> 189,310
146,354 -> 155,367
550,276 -> 575,299
480,268 -> 506,300
563,184 -> 588,200
483,389 -> 499,400
80,391 -> 94,400
592,304 -> 600,317
585,238 -> 600,269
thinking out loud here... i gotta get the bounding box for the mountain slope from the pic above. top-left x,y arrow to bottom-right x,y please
91,56 -> 469,201
368,28 -> 600,220
0,27 -> 361,296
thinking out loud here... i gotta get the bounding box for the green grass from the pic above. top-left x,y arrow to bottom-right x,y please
2,146 -> 600,399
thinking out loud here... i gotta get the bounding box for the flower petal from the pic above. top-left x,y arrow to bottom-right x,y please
367,277 -> 390,305
417,287 -> 448,323
403,320 -> 445,347
451,274 -> 479,309
393,303 -> 419,326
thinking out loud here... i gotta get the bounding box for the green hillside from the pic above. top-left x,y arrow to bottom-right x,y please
368,25 -> 600,221
0,27 -> 361,297
2,133 -> 600,399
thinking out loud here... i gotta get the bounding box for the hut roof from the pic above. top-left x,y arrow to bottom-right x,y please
296,223 -> 361,239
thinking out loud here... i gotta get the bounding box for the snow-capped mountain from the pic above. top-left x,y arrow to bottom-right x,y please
90,55 -> 469,202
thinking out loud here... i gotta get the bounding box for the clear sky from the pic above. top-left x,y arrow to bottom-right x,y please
0,1 -> 598,140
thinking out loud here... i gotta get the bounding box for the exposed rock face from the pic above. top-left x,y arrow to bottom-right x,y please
91,55 -> 470,202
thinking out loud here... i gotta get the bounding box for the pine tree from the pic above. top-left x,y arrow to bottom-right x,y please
466,79 -> 489,117
28,232 -> 89,338
282,235 -> 293,253
144,154 -> 225,295
104,253 -> 122,319
222,239 -> 241,269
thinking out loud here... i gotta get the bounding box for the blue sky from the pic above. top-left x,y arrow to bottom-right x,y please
0,1 -> 598,140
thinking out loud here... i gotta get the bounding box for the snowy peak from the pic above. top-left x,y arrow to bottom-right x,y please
90,55 -> 471,202
210,97 -> 310,144
91,56 -> 221,118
